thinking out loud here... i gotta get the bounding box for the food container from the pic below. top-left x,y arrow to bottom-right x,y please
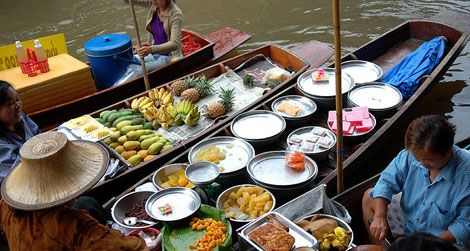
341,60 -> 383,84
62,115 -> 94,130
247,151 -> 318,190
81,127 -> 114,142
127,228 -> 162,251
145,187 -> 201,222
231,111 -> 286,147
111,190 -> 156,230
287,126 -> 336,162
239,212 -> 318,251
297,214 -> 354,249
71,119 -> 104,138
188,136 -> 255,182
297,68 -> 355,108
271,95 -> 317,125
152,163 -> 194,190
185,162 -> 220,186
347,82 -> 403,119
216,184 -> 276,223
327,109 -> 377,142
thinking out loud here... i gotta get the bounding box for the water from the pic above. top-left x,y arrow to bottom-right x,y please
0,0 -> 468,141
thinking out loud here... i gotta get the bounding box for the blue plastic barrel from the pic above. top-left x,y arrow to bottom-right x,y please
85,34 -> 133,90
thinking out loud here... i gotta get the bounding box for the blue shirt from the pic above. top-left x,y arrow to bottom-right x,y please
371,146 -> 470,246
0,112 -> 39,183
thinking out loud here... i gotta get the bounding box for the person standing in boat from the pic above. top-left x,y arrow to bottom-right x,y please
362,115 -> 470,247
123,0 -> 183,71
0,80 -> 39,184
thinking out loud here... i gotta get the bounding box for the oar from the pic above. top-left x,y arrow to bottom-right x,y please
128,0 -> 151,91
332,0 -> 344,194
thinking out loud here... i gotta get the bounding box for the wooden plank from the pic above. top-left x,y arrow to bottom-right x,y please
431,10 -> 470,34
290,40 -> 334,69
205,27 -> 252,60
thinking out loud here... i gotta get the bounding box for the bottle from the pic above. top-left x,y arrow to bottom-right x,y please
34,40 -> 47,61
15,41 -> 27,64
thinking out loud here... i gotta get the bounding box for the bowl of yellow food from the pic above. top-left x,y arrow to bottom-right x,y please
216,184 -> 276,223
152,163 -> 195,190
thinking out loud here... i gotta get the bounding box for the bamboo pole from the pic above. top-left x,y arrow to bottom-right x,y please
332,0 -> 344,194
129,0 -> 151,91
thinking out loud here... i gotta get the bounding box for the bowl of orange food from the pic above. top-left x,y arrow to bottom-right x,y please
152,163 -> 195,190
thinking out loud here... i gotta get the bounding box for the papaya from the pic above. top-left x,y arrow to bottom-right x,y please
121,150 -> 137,160
104,122 -> 111,127
103,110 -> 118,122
138,134 -> 157,142
113,114 -> 143,127
128,155 -> 142,166
110,131 -> 121,141
123,141 -> 140,150
137,150 -> 149,159
115,120 -> 132,130
148,142 -> 163,155
161,144 -> 173,153
117,135 -> 128,144
109,142 -> 120,149
109,127 -> 117,132
131,118 -> 146,125
95,118 -> 104,124
103,137 -> 113,145
115,145 -> 125,154
144,155 -> 157,162
143,122 -> 153,130
126,131 -> 139,141
141,137 -> 158,150
109,111 -> 133,124
120,125 -> 144,135
119,108 -> 133,113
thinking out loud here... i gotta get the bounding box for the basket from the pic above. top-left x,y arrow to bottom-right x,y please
20,48 -> 50,77
181,35 -> 201,56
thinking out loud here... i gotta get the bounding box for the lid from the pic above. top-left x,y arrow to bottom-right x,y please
145,187 -> 201,222
297,68 -> 354,97
231,111 -> 286,141
348,83 -> 402,110
271,95 -> 317,120
85,33 -> 132,56
341,60 -> 383,84
247,151 -> 318,187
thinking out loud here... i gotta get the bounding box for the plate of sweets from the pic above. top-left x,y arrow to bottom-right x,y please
327,106 -> 376,137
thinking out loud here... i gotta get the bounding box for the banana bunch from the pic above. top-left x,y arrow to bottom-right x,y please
142,106 -> 159,122
149,88 -> 173,107
131,96 -> 153,113
143,106 -> 175,130
183,106 -> 200,126
320,227 -> 350,251
174,100 -> 195,126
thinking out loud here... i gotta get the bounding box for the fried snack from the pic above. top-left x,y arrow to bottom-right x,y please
307,218 -> 338,240
248,223 -> 295,251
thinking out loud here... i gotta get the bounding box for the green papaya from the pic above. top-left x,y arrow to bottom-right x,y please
103,110 -> 117,122
126,131 -> 139,141
104,122 -> 111,127
95,118 -> 104,124
110,131 -> 121,141
141,137 -> 158,150
119,108 -> 133,113
143,122 -> 153,130
138,134 -> 157,142
127,155 -> 142,166
123,141 -> 140,150
161,144 -> 173,153
113,114 -> 143,127
131,118 -> 146,125
103,137 -> 113,145
109,142 -> 120,149
116,120 -> 132,131
108,111 -> 133,124
147,142 -> 163,155
120,125 -> 144,135
117,135 -> 128,144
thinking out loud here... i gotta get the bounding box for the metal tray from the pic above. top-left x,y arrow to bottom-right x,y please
271,95 -> 317,120
341,60 -> 383,84
297,68 -> 354,97
287,126 -> 336,154
145,187 -> 201,222
188,136 -> 255,175
247,151 -> 318,187
348,82 -> 402,110
231,111 -> 286,142
327,109 -> 377,137
298,214 -> 354,248
240,212 -> 318,251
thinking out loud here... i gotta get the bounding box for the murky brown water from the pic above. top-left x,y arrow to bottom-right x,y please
0,0 -> 468,141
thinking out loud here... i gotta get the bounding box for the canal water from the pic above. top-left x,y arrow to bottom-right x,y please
0,0 -> 468,141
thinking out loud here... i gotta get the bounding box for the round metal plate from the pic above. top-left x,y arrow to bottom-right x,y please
271,95 -> 317,120
287,126 -> 336,154
297,68 -> 354,97
188,136 -> 255,175
348,83 -> 402,110
327,110 -> 377,137
145,187 -> 201,222
152,163 -> 192,190
247,151 -> 318,187
185,162 -> 220,186
341,60 -> 383,84
231,111 -> 286,141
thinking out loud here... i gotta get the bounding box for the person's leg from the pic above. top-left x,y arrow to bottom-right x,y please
72,196 -> 110,225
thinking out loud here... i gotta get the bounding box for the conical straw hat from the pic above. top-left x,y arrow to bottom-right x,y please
1,131 -> 109,210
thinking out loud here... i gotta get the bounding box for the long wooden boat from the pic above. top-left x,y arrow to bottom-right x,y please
332,137 -> 470,246
29,28 -> 252,131
96,20 -> 467,208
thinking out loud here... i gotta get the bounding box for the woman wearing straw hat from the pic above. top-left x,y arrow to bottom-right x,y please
0,80 -> 39,184
123,0 -> 183,71
0,131 -> 149,250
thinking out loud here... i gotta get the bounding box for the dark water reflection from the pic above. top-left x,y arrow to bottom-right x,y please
0,0 -> 468,141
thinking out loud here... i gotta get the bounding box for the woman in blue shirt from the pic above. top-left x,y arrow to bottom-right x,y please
0,80 -> 39,183
362,115 -> 470,247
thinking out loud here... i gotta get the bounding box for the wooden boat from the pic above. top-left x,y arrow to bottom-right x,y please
332,137 -> 470,246
95,20 -> 467,207
29,28 -> 252,131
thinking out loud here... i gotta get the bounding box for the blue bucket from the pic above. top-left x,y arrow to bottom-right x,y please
85,34 -> 134,90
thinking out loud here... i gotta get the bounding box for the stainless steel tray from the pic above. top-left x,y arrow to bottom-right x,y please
297,68 -> 354,97
231,111 -> 286,141
188,136 -> 255,175
247,151 -> 318,187
341,60 -> 383,84
271,95 -> 317,120
240,212 -> 318,251
287,126 -> 336,154
298,214 -> 354,248
327,109 -> 377,137
145,187 -> 201,222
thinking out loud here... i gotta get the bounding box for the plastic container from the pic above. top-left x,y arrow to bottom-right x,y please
34,40 -> 47,61
16,41 -> 28,74
84,34 -> 134,90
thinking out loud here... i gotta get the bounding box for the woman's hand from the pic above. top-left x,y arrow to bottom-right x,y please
134,45 -> 151,57
370,216 -> 389,241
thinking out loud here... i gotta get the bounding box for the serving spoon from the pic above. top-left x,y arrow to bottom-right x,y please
123,216 -> 157,226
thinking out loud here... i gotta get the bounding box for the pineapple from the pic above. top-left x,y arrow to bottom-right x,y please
180,75 -> 213,102
170,79 -> 187,96
181,88 -> 200,102
207,88 -> 235,119
194,75 -> 213,98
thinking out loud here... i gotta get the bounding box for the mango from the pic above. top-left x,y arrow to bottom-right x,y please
161,144 -> 173,153
120,125 -> 144,135
128,155 -> 142,166
112,114 -> 142,127
131,118 -> 146,125
102,109 -> 117,122
137,149 -> 149,159
115,145 -> 125,154
121,150 -> 137,160
109,142 -> 119,149
116,120 -> 132,130
144,155 -> 157,162
110,131 -> 121,141
148,142 -> 163,155
138,134 -> 157,142
103,137 -> 113,145
117,135 -> 128,144
108,111 -> 133,124
126,131 -> 139,140
123,141 -> 140,150
143,121 -> 153,130
136,129 -> 153,136
141,137 -> 158,150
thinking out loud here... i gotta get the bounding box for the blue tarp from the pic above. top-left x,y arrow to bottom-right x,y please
382,37 -> 446,99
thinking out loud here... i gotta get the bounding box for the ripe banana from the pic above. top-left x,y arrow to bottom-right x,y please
184,107 -> 200,126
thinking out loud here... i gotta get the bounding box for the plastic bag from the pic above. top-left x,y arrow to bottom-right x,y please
321,194 -> 352,224
112,64 -> 143,87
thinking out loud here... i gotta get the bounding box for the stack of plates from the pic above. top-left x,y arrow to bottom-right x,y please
231,111 -> 286,146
